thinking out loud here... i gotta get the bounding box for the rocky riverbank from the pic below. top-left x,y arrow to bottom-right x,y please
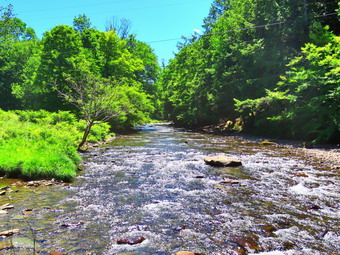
295,147 -> 340,170
197,124 -> 339,170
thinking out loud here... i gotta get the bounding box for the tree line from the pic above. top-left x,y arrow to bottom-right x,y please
0,5 -> 164,180
159,0 -> 339,144
1,1 -> 339,146
0,5 -> 162,134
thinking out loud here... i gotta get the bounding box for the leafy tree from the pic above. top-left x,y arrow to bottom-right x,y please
0,4 -> 36,42
73,14 -> 92,33
161,0 -> 339,134
99,30 -> 144,80
126,35 -> 162,117
33,24 -> 89,111
235,33 -> 340,143
203,0 -> 230,32
53,72 -> 123,149
0,4 -> 37,110
54,71 -> 153,148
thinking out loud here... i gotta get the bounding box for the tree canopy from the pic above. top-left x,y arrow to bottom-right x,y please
159,0 -> 339,144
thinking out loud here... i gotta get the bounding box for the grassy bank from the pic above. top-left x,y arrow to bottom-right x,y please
0,110 -> 111,181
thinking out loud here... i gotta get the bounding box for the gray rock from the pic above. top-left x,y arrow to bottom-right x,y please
117,236 -> 146,245
204,155 -> 242,167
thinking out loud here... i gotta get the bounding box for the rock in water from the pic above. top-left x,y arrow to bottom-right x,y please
116,236 -> 146,245
50,251 -> 64,255
0,229 -> 20,237
176,252 -> 201,255
204,155 -> 242,167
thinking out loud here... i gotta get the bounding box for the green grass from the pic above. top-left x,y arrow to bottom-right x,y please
0,110 -> 111,181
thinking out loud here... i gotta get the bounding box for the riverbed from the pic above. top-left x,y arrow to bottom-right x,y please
0,124 -> 339,254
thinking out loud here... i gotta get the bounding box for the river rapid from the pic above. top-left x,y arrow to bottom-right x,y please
0,124 -> 339,254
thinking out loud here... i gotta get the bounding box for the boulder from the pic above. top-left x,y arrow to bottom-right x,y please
117,236 -> 146,245
0,229 -> 20,237
176,252 -> 201,255
204,156 -> 242,167
0,203 -> 14,210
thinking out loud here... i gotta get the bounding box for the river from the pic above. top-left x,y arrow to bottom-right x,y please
0,124 -> 339,254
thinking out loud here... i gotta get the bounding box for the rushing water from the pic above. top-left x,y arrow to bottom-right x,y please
0,124 -> 339,254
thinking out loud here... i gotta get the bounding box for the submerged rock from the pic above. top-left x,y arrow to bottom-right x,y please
60,222 -> 84,229
117,236 -> 146,245
0,241 -> 12,251
173,226 -> 186,232
204,156 -> 242,167
306,204 -> 321,210
195,175 -> 205,179
50,251 -> 64,255
232,235 -> 262,251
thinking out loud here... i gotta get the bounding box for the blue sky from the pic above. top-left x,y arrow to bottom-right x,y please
4,0 -> 213,62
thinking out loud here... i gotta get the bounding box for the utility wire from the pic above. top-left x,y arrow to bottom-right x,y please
8,11 -> 338,57
146,12 -> 339,44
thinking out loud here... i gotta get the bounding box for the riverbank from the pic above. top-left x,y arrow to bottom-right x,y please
195,124 -> 340,170
295,147 -> 340,170
0,110 -> 111,181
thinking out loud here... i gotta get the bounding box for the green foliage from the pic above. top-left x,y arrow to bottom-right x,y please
161,0 -> 339,143
7,13 -> 159,127
0,4 -> 38,110
108,84 -> 155,131
235,35 -> 340,143
73,14 -> 92,33
0,110 -> 110,181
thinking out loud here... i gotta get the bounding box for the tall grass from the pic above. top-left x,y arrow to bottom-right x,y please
0,110 -> 111,181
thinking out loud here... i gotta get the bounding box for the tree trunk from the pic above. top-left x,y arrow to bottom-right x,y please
78,121 -> 93,150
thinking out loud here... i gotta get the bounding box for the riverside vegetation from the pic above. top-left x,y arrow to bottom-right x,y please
0,5 -> 160,181
0,110 -> 110,181
0,1 -> 339,182
159,0 -> 339,144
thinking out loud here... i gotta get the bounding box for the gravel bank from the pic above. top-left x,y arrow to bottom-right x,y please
296,147 -> 340,170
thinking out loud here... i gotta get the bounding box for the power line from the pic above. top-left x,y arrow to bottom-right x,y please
146,12 -> 339,44
7,11 -> 338,57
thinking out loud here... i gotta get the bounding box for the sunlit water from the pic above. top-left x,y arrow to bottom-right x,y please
0,124 -> 339,254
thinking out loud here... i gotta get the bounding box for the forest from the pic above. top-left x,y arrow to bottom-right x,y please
160,0 -> 339,144
0,0 -> 339,180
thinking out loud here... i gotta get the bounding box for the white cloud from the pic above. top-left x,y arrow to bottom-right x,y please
193,29 -> 201,34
